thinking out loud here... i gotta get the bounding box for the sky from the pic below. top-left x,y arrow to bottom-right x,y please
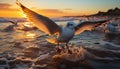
0,0 -> 120,18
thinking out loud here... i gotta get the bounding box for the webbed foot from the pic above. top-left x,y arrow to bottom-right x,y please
56,47 -> 62,54
68,49 -> 72,54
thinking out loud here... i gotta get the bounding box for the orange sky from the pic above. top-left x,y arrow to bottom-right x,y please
0,7 -> 92,18
0,11 -> 23,18
0,1 -> 99,18
0,0 -> 119,18
0,8 -> 96,18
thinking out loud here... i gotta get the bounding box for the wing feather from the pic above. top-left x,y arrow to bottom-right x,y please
75,20 -> 109,35
16,0 -> 61,35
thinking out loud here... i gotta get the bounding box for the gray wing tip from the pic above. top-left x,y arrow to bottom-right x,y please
8,20 -> 18,25
16,0 -> 25,9
16,0 -> 21,6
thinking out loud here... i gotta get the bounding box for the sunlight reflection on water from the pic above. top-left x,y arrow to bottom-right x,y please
26,32 -> 36,39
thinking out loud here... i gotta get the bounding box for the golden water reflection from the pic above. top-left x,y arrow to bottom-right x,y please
26,32 -> 36,39
13,31 -> 36,41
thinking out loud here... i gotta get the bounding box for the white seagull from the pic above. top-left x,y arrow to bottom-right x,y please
16,0 -> 110,54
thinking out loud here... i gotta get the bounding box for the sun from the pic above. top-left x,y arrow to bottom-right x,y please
22,13 -> 27,18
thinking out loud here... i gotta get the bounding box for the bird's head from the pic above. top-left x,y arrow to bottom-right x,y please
66,21 -> 75,29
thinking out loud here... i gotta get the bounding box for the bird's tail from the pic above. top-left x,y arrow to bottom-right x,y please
46,38 -> 58,44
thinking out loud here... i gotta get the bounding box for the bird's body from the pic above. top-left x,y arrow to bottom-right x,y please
57,26 -> 75,43
46,23 -> 75,44
16,0 -> 110,54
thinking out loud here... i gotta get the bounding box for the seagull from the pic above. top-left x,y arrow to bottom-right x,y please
8,20 -> 18,26
17,25 -> 38,32
16,0 -> 110,54
8,20 -> 37,32
2,20 -> 19,32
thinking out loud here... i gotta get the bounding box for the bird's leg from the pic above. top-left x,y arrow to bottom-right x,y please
65,43 -> 72,54
56,43 -> 62,54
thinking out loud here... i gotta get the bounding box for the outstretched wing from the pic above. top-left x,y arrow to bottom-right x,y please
8,20 -> 18,25
16,0 -> 61,35
75,20 -> 109,35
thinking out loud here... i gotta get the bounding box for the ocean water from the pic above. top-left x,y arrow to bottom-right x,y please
0,22 -> 120,69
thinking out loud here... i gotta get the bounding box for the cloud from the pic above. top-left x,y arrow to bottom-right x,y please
33,9 -> 69,17
64,8 -> 72,10
36,9 -> 64,14
32,8 -> 80,17
0,3 -> 18,11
